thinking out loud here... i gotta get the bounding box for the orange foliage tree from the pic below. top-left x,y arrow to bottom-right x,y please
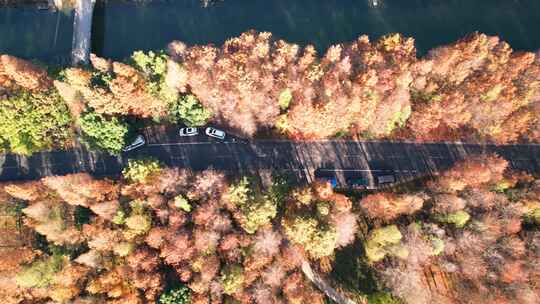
365,154 -> 540,303
407,33 -> 540,143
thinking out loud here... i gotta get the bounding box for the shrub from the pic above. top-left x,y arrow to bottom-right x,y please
122,158 -> 162,183
168,94 -> 212,127
79,110 -> 129,155
0,91 -> 72,155
158,285 -> 191,304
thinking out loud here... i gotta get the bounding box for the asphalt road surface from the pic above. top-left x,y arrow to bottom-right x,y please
0,127 -> 539,184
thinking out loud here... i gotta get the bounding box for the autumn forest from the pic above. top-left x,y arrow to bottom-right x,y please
1,31 -> 540,155
1,153 -> 539,303
1,31 -> 540,304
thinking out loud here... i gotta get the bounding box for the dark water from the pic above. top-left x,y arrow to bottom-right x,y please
1,0 -> 540,62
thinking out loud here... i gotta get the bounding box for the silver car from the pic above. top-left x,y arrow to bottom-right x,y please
179,127 -> 199,136
377,174 -> 396,185
205,127 -> 226,140
122,135 -> 145,152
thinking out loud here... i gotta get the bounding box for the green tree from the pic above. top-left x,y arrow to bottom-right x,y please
158,285 -> 191,304
130,50 -> 178,103
122,158 -> 162,183
173,195 -> 192,212
268,173 -> 292,204
283,216 -> 337,259
125,214 -> 152,235
368,292 -> 402,304
435,211 -> 470,228
112,210 -> 126,225
430,237 -> 445,256
79,111 -> 129,155
228,177 -> 277,234
15,254 -> 67,288
221,265 -> 245,295
526,208 -> 540,224
168,94 -> 212,127
364,225 -> 406,263
278,88 -> 293,111
0,91 -> 72,155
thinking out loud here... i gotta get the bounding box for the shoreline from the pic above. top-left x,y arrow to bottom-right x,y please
0,0 -> 217,9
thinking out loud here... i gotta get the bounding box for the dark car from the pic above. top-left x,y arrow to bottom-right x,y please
315,169 -> 338,189
230,137 -> 250,144
346,177 -> 370,190
368,160 -> 396,186
321,176 -> 338,188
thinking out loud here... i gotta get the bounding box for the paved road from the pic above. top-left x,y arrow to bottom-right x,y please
0,127 -> 539,183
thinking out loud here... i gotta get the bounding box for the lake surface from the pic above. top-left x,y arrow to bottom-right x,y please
1,0 -> 540,62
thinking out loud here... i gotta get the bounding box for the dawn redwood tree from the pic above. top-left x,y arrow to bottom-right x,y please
59,56 -> 170,118
282,34 -> 417,139
360,192 -> 425,221
282,182 -> 357,260
167,32 -> 282,137
407,33 -> 540,143
42,173 -> 119,207
366,153 -> 540,303
0,55 -> 53,92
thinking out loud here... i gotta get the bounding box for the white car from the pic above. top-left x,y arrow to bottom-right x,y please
179,127 -> 199,136
205,127 -> 226,140
122,135 -> 145,152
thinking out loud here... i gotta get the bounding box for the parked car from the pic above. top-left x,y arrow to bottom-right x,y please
122,135 -> 145,152
346,177 -> 370,190
315,168 -> 338,188
205,127 -> 226,140
230,137 -> 250,144
320,176 -> 338,188
179,127 -> 199,136
377,174 -> 396,185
